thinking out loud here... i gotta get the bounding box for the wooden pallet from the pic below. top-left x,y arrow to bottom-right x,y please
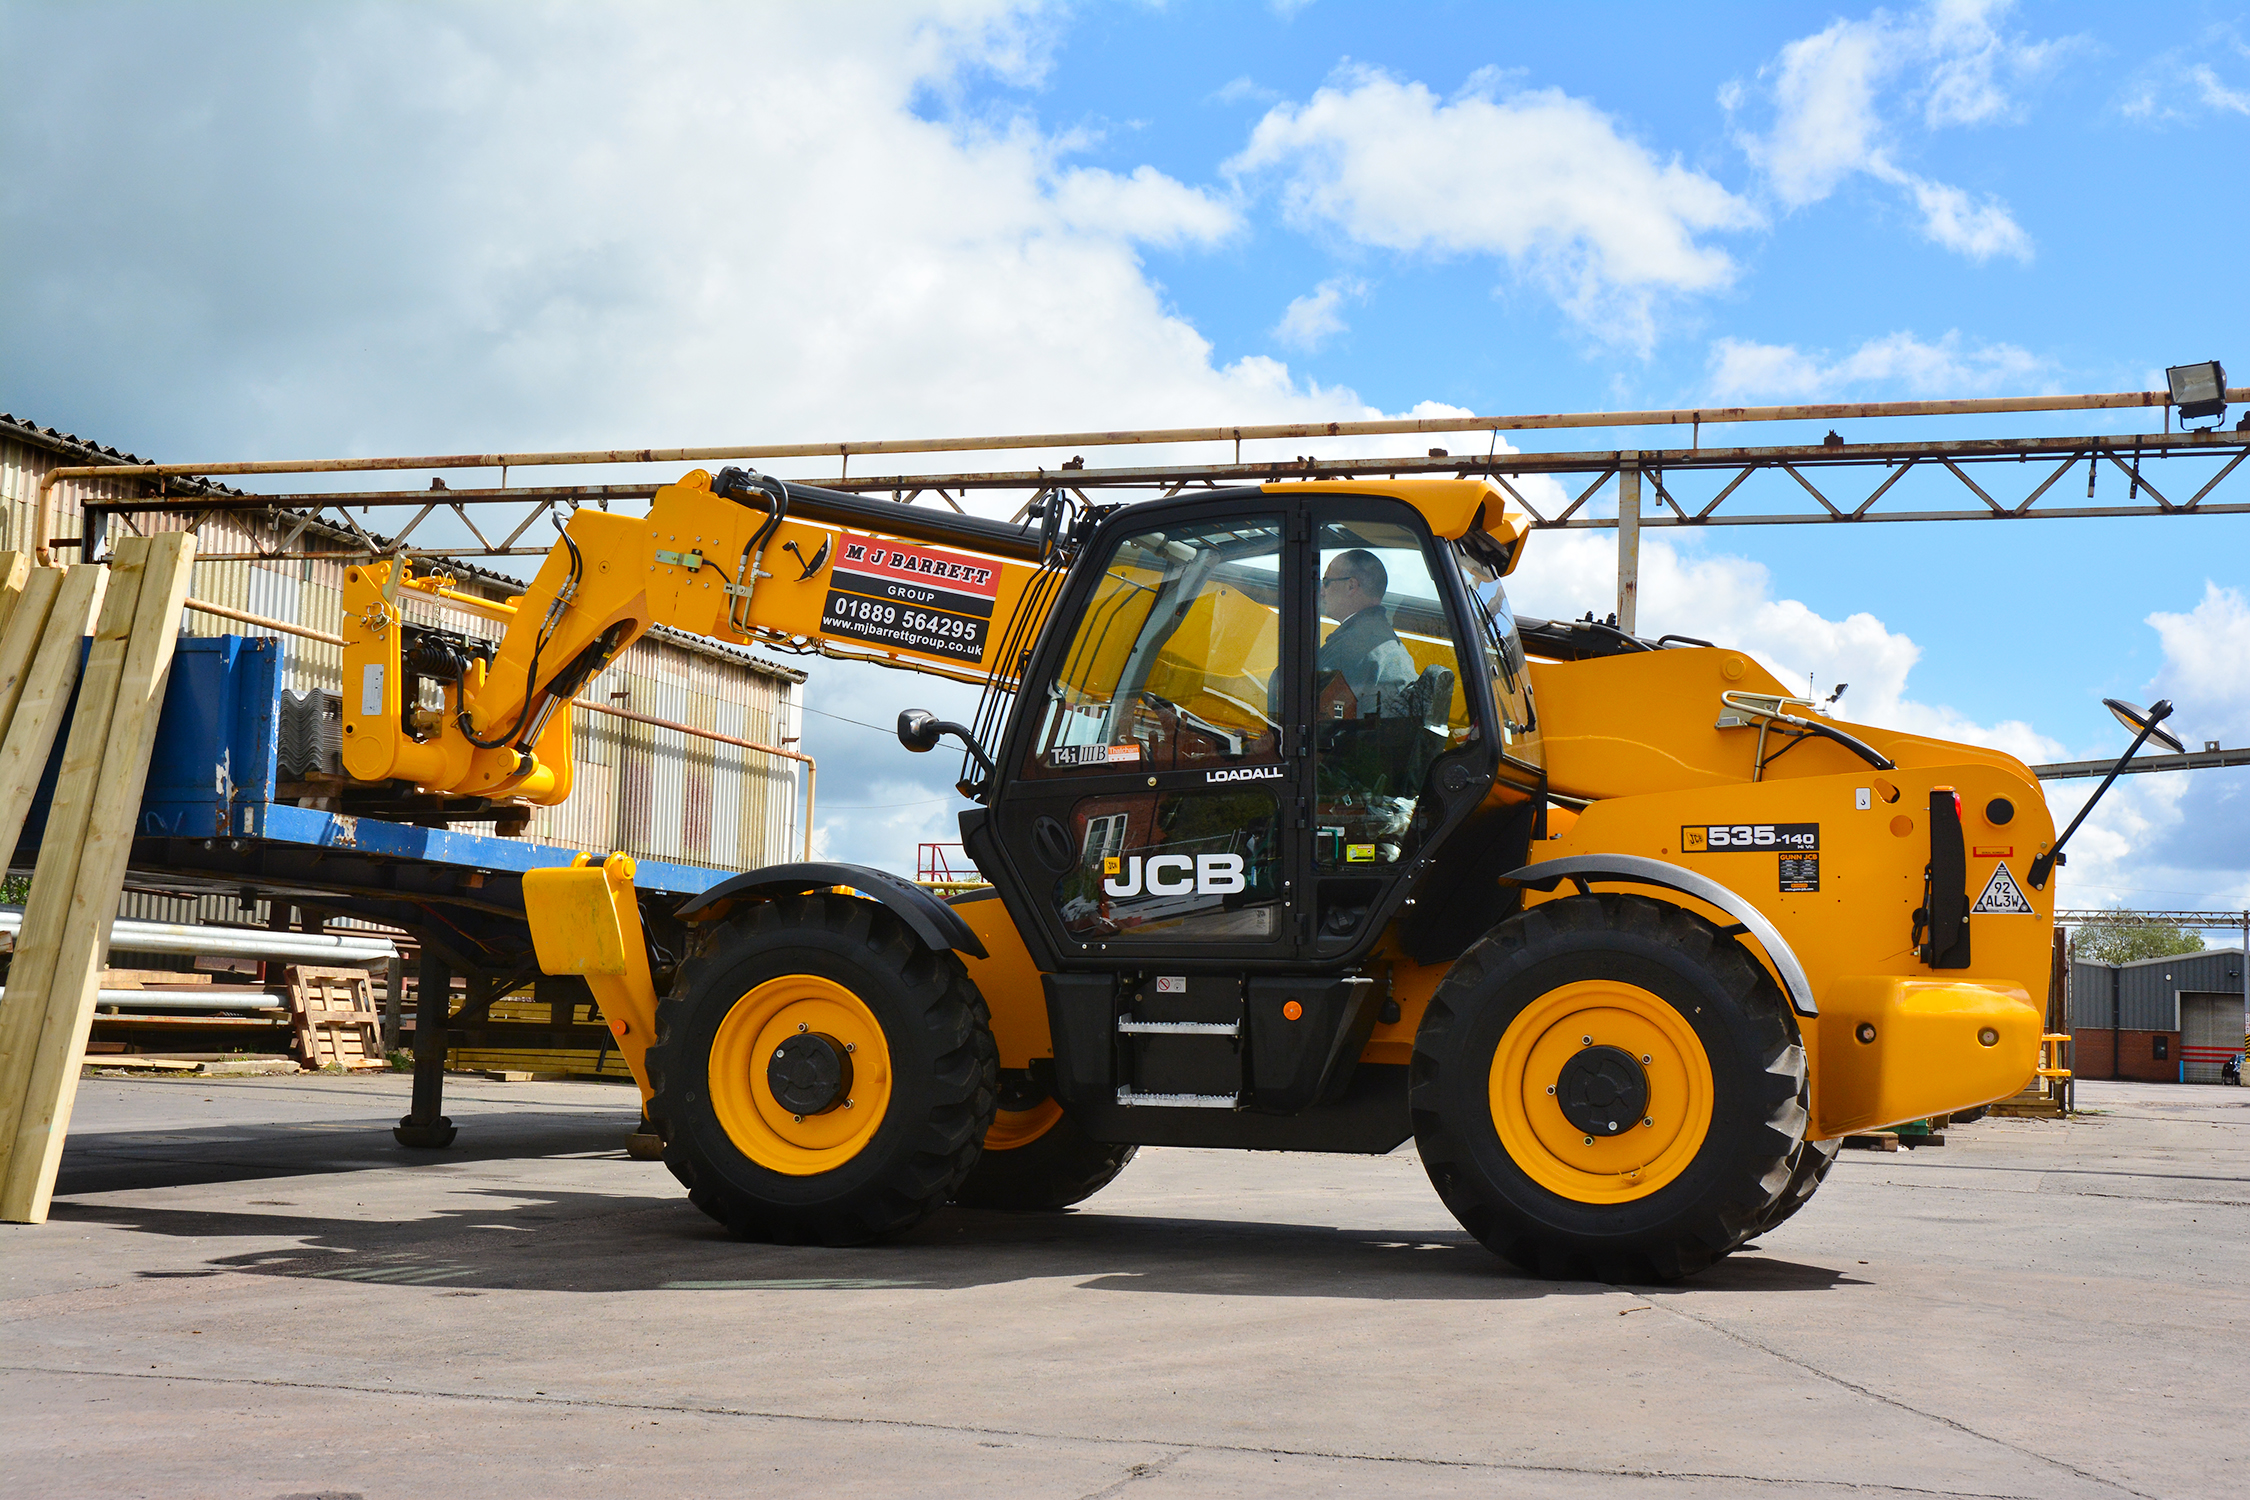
283,966 -> 385,1071
1988,1032 -> 2073,1117
1988,1086 -> 2067,1118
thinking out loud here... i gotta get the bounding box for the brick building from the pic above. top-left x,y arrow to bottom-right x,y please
2070,947 -> 2246,1083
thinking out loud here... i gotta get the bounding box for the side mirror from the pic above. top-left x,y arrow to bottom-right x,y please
2103,698 -> 2185,755
896,709 -> 998,785
2030,697 -> 2188,890
898,709 -> 943,754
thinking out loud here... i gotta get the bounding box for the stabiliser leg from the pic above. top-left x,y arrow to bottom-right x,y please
393,948 -> 459,1148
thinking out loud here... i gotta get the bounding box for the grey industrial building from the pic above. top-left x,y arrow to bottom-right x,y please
2070,948 -> 2246,1082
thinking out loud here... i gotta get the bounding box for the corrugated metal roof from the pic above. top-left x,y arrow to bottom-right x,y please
2110,944 -> 2248,972
1,412 -> 250,499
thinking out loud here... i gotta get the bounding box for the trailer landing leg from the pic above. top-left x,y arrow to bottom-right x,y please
394,949 -> 457,1149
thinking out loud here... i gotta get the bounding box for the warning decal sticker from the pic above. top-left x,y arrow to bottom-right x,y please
1971,863 -> 2036,915
820,534 -> 1000,663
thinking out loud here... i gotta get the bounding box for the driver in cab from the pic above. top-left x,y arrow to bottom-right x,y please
1319,549 -> 1416,717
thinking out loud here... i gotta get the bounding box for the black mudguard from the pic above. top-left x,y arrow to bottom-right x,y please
676,862 -> 989,959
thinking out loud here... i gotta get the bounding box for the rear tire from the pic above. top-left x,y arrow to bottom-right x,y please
953,1076 -> 1137,1210
1412,893 -> 1807,1283
647,892 -> 997,1245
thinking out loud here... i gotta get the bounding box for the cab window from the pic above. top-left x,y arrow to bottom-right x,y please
1028,520 -> 1284,776
1452,541 -> 1542,776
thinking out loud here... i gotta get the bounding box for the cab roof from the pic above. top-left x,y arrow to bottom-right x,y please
1261,478 -> 1532,574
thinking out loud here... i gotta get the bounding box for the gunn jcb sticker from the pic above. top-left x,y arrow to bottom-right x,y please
1681,822 -> 1819,852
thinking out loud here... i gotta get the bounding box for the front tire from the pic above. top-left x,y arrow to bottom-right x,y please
1412,893 -> 1808,1282
1749,1135 -> 1840,1236
646,893 -> 997,1245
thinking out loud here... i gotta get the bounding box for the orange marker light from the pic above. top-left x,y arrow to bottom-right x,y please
1282,1000 -> 1303,1021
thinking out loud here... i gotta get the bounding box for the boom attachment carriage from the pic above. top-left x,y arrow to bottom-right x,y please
337,467 -> 1053,814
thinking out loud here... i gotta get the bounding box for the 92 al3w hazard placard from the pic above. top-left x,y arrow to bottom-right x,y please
820,534 -> 999,664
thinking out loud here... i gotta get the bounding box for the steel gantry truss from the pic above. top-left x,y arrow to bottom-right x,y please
2053,908 -> 2250,961
34,385 -> 2250,635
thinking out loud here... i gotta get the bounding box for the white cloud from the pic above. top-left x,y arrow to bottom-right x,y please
1923,0 -> 2065,126
2120,33 -> 2250,123
0,1 -> 1331,472
1749,18 -> 1893,206
1049,164 -> 1241,247
2191,64 -> 2250,116
1885,170 -> 2032,260
2149,584 -> 2250,742
1271,276 -> 1366,352
1226,65 -> 1760,348
1210,75 -> 1280,106
1731,1 -> 2053,262
1707,329 -> 2046,401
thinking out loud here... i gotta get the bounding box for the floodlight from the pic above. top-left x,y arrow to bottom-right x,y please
2166,360 -> 2227,423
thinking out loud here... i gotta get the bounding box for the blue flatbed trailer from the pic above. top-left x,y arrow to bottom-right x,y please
20,635 -> 734,1145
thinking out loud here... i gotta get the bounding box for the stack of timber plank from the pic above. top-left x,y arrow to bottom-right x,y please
446,992 -> 635,1081
0,534 -> 198,1223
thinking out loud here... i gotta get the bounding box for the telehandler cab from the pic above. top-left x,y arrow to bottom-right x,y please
338,464 -> 2055,1280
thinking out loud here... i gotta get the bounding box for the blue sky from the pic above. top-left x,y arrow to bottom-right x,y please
2,1 -> 2246,910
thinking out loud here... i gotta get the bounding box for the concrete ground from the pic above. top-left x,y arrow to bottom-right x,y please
2,1074 -> 2243,1500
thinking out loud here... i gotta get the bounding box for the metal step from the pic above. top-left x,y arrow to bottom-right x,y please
1115,1087 -> 1239,1109
1116,1019 -> 1241,1036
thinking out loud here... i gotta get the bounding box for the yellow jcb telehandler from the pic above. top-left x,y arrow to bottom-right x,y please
338,464 -> 2079,1280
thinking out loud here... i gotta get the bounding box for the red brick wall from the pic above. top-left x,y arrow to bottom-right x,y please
2070,1028 -> 2182,1082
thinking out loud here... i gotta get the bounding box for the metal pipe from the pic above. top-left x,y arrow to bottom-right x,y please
0,908 -> 398,963
82,989 -> 289,1012
34,387 -> 2250,501
84,425 -> 2250,513
2033,745 -> 2250,778
182,597 -> 346,646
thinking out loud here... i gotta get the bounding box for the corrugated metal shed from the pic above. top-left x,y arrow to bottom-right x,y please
2,415 -> 807,878
2070,948 -> 2246,1030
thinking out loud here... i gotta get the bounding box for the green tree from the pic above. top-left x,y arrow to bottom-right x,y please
2069,913 -> 2206,966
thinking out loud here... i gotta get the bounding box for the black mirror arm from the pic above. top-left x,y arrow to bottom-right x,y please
2028,713 -> 2168,891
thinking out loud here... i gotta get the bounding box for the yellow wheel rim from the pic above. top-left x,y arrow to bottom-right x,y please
707,975 -> 893,1177
1488,978 -> 1713,1204
983,1098 -> 1064,1152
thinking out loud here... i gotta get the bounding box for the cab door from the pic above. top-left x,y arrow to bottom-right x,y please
1303,496 -> 1508,959
992,504 -> 1304,965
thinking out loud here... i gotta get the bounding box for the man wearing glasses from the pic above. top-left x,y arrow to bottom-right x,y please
1318,549 -> 1417,718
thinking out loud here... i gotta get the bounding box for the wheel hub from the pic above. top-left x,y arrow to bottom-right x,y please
768,1032 -> 853,1116
1553,1044 -> 1649,1137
